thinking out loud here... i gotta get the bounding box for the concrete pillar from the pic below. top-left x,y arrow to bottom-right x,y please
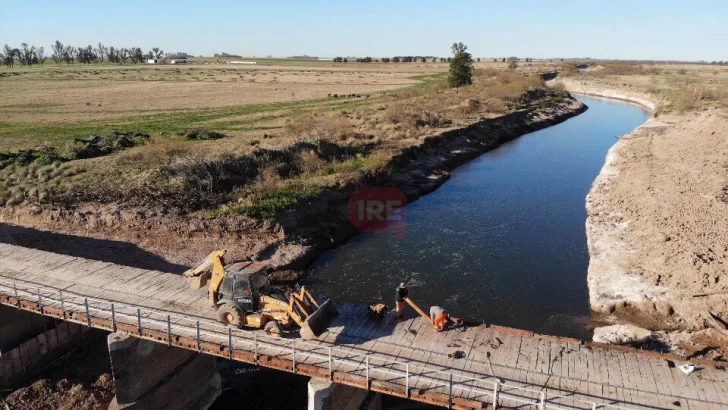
107,333 -> 221,410
308,379 -> 381,410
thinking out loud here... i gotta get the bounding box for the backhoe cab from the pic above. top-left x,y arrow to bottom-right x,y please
183,250 -> 337,340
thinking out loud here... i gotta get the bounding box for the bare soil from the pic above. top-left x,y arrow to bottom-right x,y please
566,80 -> 728,359
0,331 -> 114,410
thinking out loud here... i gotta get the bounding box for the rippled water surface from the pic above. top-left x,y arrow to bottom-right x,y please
306,96 -> 650,338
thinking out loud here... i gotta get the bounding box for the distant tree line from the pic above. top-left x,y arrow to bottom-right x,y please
1,43 -> 45,67
1,41 -> 170,67
214,52 -> 242,58
333,56 -> 436,63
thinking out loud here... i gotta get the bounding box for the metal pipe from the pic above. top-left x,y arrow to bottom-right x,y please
167,315 -> 172,346
365,356 -> 370,389
196,321 -> 201,352
137,308 -> 142,335
406,364 -> 410,398
13,283 -> 19,309
84,298 -> 91,327
448,372 -> 453,409
111,303 -> 117,332
59,290 -> 65,319
292,339 -> 296,373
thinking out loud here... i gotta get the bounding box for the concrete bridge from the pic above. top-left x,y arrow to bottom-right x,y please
0,242 -> 727,410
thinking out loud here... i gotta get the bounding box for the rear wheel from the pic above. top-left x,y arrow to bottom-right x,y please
264,320 -> 282,336
217,304 -> 243,328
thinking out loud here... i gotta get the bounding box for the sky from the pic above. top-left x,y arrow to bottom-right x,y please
1,0 -> 726,62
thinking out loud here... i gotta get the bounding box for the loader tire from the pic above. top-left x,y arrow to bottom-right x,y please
264,320 -> 282,336
217,304 -> 242,328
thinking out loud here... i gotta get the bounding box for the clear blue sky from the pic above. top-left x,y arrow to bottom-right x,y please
1,0 -> 726,61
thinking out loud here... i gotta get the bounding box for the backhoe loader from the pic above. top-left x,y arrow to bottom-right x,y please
183,250 -> 338,340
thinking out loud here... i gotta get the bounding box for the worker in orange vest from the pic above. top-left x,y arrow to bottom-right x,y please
395,283 -> 408,319
430,305 -> 449,332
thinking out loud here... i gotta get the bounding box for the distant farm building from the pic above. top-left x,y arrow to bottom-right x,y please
169,59 -> 187,64
229,61 -> 256,65
146,59 -> 161,64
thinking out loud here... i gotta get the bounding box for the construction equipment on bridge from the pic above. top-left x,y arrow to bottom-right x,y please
184,250 -> 338,340
404,297 -> 464,331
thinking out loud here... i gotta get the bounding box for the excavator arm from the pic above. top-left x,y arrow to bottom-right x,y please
184,250 -> 227,306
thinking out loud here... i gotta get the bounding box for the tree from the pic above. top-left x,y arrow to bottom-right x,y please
451,42 -> 467,55
152,47 -> 163,59
119,48 -> 130,64
1,44 -> 17,68
20,43 -> 35,66
34,46 -> 45,65
343,57 -> 348,63
448,42 -> 473,88
63,46 -> 76,65
97,43 -> 107,64
52,41 -> 64,64
507,56 -> 519,70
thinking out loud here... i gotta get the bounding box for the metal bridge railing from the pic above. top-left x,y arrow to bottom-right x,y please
0,274 -> 701,410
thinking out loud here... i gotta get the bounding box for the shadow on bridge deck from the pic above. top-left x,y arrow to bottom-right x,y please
0,223 -> 189,273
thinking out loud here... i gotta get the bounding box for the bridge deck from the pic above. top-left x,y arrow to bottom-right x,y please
0,242 -> 726,409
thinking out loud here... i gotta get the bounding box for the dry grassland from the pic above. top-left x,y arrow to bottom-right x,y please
0,60 -> 551,217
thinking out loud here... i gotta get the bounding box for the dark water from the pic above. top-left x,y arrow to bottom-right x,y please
305,96 -> 650,339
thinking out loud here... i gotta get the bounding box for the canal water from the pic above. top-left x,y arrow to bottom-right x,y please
306,96 -> 650,339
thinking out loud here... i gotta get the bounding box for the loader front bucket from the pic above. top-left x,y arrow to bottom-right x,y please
300,299 -> 338,340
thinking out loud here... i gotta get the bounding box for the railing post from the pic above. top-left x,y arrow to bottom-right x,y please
328,347 -> 333,380
137,309 -> 142,335
448,372 -> 453,409
59,290 -> 65,319
111,304 -> 117,332
84,298 -> 91,327
196,321 -> 201,352
227,327 -> 233,360
292,339 -> 296,373
37,288 -> 42,313
493,381 -> 499,410
592,403 -> 597,410
365,356 -> 370,389
166,315 -> 172,346
253,333 -> 258,364
13,283 -> 19,309
405,364 -> 410,398
539,392 -> 545,410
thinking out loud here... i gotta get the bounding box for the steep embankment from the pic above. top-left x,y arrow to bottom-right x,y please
0,94 -> 586,280
565,79 -> 728,355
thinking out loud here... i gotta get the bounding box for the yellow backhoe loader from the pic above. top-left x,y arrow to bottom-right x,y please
183,250 -> 337,340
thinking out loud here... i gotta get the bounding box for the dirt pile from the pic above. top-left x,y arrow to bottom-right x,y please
568,80 -> 728,341
1,375 -> 114,410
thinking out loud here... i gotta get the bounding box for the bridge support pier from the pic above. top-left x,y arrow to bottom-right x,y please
107,333 -> 221,410
308,379 -> 381,410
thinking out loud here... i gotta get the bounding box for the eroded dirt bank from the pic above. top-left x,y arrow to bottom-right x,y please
0,93 -> 586,281
564,79 -> 728,358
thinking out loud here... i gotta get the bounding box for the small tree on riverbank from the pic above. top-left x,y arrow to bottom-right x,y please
448,42 -> 473,88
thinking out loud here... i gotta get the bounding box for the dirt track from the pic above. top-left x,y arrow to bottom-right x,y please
566,80 -> 728,338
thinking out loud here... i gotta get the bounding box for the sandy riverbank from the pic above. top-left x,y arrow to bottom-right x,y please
563,79 -> 728,357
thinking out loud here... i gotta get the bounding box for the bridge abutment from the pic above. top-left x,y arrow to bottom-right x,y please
0,305 -> 87,388
308,379 -> 381,410
107,332 -> 222,410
